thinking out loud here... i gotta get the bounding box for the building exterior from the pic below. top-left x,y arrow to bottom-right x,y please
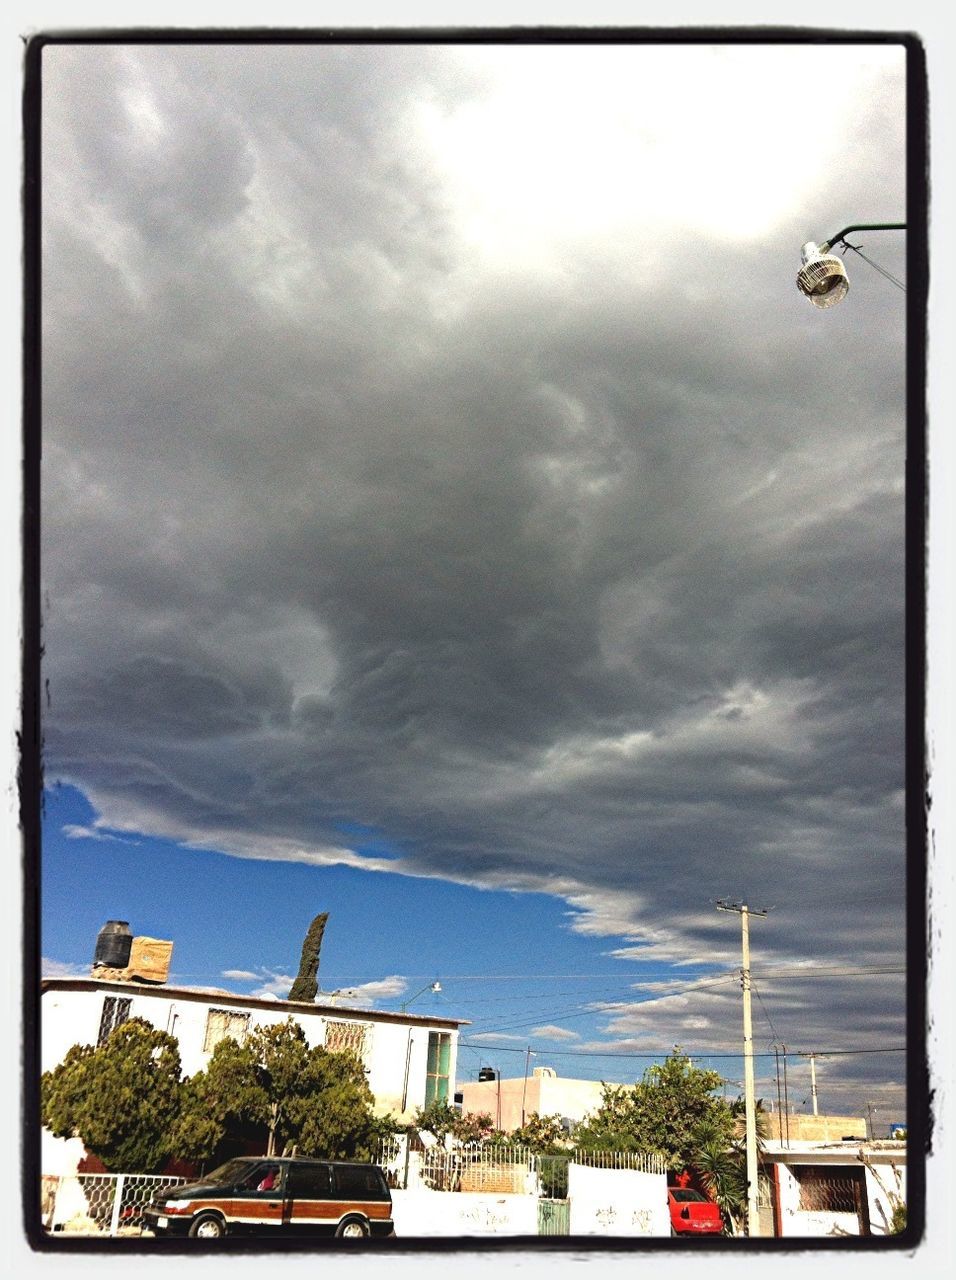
761,1139 -> 907,1238
763,1113 -> 868,1143
458,1067 -> 605,1132
41,977 -> 466,1154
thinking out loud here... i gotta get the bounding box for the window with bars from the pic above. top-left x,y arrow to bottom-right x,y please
794,1166 -> 864,1214
323,1020 -> 369,1062
97,996 -> 132,1046
202,1007 -> 251,1053
424,1031 -> 451,1105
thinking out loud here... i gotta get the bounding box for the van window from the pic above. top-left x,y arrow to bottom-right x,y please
286,1163 -> 332,1198
333,1165 -> 388,1199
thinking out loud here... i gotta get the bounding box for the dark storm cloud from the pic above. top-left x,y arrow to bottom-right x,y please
40,42 -> 909,1097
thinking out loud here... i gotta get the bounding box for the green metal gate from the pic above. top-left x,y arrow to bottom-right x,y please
538,1198 -> 570,1236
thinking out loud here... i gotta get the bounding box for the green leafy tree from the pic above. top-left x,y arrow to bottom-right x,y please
40,1018 -> 183,1172
169,1035 -> 268,1165
414,1099 -> 496,1145
575,1050 -> 737,1172
174,1018 -> 392,1163
503,1113 -> 570,1154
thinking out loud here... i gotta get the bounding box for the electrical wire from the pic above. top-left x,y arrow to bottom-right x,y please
466,973 -> 741,1034
459,1040 -> 907,1060
752,979 -> 784,1047
839,240 -> 906,292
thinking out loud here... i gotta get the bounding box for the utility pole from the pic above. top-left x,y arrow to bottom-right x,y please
521,1046 -> 535,1126
773,1044 -> 783,1140
718,899 -> 768,1238
866,1101 -> 877,1140
782,1045 -> 791,1147
805,1052 -> 819,1116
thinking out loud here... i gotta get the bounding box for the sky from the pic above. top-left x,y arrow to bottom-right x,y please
34,35 -> 914,1128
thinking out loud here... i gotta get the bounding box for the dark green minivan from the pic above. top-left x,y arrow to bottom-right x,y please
142,1156 -> 394,1239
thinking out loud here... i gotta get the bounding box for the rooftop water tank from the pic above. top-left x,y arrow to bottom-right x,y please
93,920 -> 132,969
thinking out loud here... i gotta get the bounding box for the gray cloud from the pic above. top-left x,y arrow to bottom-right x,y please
40,41 -> 910,1112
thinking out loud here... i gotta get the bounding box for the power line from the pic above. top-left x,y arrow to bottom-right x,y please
839,240 -> 906,291
466,974 -> 740,1034
460,1041 -> 907,1060
752,979 -> 783,1046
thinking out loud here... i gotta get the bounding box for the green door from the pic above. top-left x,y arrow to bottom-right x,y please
538,1199 -> 570,1236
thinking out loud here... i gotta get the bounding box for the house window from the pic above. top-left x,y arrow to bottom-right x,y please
202,1007 -> 251,1053
324,1020 -> 369,1063
97,996 -> 131,1046
794,1166 -> 863,1214
424,1031 -> 451,1105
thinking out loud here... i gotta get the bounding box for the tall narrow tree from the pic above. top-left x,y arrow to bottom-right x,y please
288,911 -> 329,1003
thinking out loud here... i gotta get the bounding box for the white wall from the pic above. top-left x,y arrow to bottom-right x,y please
773,1158 -> 906,1238
864,1161 -> 907,1236
567,1163 -> 669,1236
391,1189 -> 538,1236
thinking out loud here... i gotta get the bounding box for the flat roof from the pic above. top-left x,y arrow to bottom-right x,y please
40,976 -> 467,1029
762,1139 -> 906,1163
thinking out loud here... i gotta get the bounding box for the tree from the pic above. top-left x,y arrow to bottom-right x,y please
288,912 -> 328,1003
413,1099 -> 496,1145
692,1123 -> 749,1233
40,1018 -> 183,1172
169,1035 -> 268,1165
574,1050 -> 737,1172
174,1018 -> 392,1164
502,1113 -> 570,1154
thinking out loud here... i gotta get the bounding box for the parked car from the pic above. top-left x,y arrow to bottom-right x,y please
141,1156 -> 394,1239
667,1187 -> 723,1236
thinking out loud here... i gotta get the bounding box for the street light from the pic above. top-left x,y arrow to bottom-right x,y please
796,222 -> 905,308
400,980 -> 441,1013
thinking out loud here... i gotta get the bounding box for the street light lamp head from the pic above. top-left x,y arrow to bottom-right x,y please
796,241 -> 849,308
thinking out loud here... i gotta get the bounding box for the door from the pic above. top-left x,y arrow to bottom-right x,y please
283,1162 -> 334,1234
538,1199 -> 570,1236
229,1162 -> 285,1234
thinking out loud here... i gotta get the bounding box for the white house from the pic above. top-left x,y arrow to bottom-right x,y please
40,976 -> 466,1170
761,1138 -> 907,1238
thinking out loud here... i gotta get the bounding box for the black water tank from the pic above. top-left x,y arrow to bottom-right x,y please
478,1067 -> 497,1082
94,920 -> 132,968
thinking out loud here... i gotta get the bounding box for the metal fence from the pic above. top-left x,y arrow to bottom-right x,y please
379,1138 -> 665,1194
570,1149 -> 666,1175
43,1173 -> 188,1236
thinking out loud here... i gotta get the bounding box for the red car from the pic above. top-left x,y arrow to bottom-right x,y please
667,1187 -> 723,1236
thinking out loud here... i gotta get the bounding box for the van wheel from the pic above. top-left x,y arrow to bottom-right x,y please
189,1212 -> 227,1238
336,1216 -> 370,1238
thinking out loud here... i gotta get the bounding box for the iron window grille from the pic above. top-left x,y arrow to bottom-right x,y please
323,1020 -> 370,1063
97,996 -> 132,1046
202,1007 -> 251,1053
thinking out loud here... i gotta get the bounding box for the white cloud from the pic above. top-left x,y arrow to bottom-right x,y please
41,957 -> 89,978
62,823 -> 138,845
530,1025 -> 580,1042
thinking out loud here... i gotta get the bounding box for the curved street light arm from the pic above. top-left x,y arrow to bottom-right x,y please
820,222 -> 906,252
